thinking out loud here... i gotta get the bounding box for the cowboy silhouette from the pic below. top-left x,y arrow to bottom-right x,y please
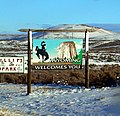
35,41 -> 49,62
41,41 -> 46,51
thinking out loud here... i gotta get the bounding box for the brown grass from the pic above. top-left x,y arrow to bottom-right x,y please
0,65 -> 120,88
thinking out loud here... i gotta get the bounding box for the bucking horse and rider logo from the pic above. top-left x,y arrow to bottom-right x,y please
35,41 -> 49,62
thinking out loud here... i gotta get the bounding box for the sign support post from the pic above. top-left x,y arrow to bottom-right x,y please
85,30 -> 90,88
27,29 -> 32,95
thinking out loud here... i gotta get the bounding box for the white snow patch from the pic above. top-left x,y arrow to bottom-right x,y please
0,83 -> 120,115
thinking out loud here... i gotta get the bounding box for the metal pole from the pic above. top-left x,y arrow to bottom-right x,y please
27,29 -> 32,95
85,30 -> 90,88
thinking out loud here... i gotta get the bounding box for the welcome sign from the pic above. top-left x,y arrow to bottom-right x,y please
32,38 -> 83,70
0,57 -> 24,73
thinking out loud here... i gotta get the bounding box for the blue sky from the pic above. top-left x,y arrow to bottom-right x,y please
0,0 -> 120,33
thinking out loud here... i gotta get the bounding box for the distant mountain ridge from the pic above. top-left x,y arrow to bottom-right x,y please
0,24 -> 120,65
0,24 -> 119,40
0,34 -> 26,40
89,24 -> 120,32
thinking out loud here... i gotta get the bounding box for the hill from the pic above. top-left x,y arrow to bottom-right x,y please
0,24 -> 120,65
0,24 -> 120,87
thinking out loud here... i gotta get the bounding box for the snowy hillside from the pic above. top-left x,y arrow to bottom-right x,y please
0,24 -> 118,40
0,84 -> 120,115
0,34 -> 26,40
0,24 -> 120,65
32,24 -> 115,39
0,25 -> 120,115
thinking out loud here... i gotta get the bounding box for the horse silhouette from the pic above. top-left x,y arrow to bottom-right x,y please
35,46 -> 49,61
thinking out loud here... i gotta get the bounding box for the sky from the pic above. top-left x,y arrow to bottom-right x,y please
0,0 -> 120,34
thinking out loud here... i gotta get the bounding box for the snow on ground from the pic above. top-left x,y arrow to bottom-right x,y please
0,83 -> 120,116
89,59 -> 120,65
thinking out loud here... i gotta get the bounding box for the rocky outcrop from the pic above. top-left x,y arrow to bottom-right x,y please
58,41 -> 77,58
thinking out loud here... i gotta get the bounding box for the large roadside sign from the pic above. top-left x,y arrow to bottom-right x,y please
32,38 -> 83,70
0,56 -> 24,73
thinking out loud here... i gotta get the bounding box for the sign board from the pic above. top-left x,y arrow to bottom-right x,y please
32,38 -> 83,70
0,57 -> 24,73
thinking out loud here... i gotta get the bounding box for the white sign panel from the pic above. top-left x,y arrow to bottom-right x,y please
0,57 -> 24,73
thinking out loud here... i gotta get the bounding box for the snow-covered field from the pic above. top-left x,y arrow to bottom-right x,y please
0,83 -> 120,116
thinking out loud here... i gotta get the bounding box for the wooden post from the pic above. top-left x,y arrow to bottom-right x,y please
27,29 -> 32,95
80,59 -> 82,69
85,30 -> 90,88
